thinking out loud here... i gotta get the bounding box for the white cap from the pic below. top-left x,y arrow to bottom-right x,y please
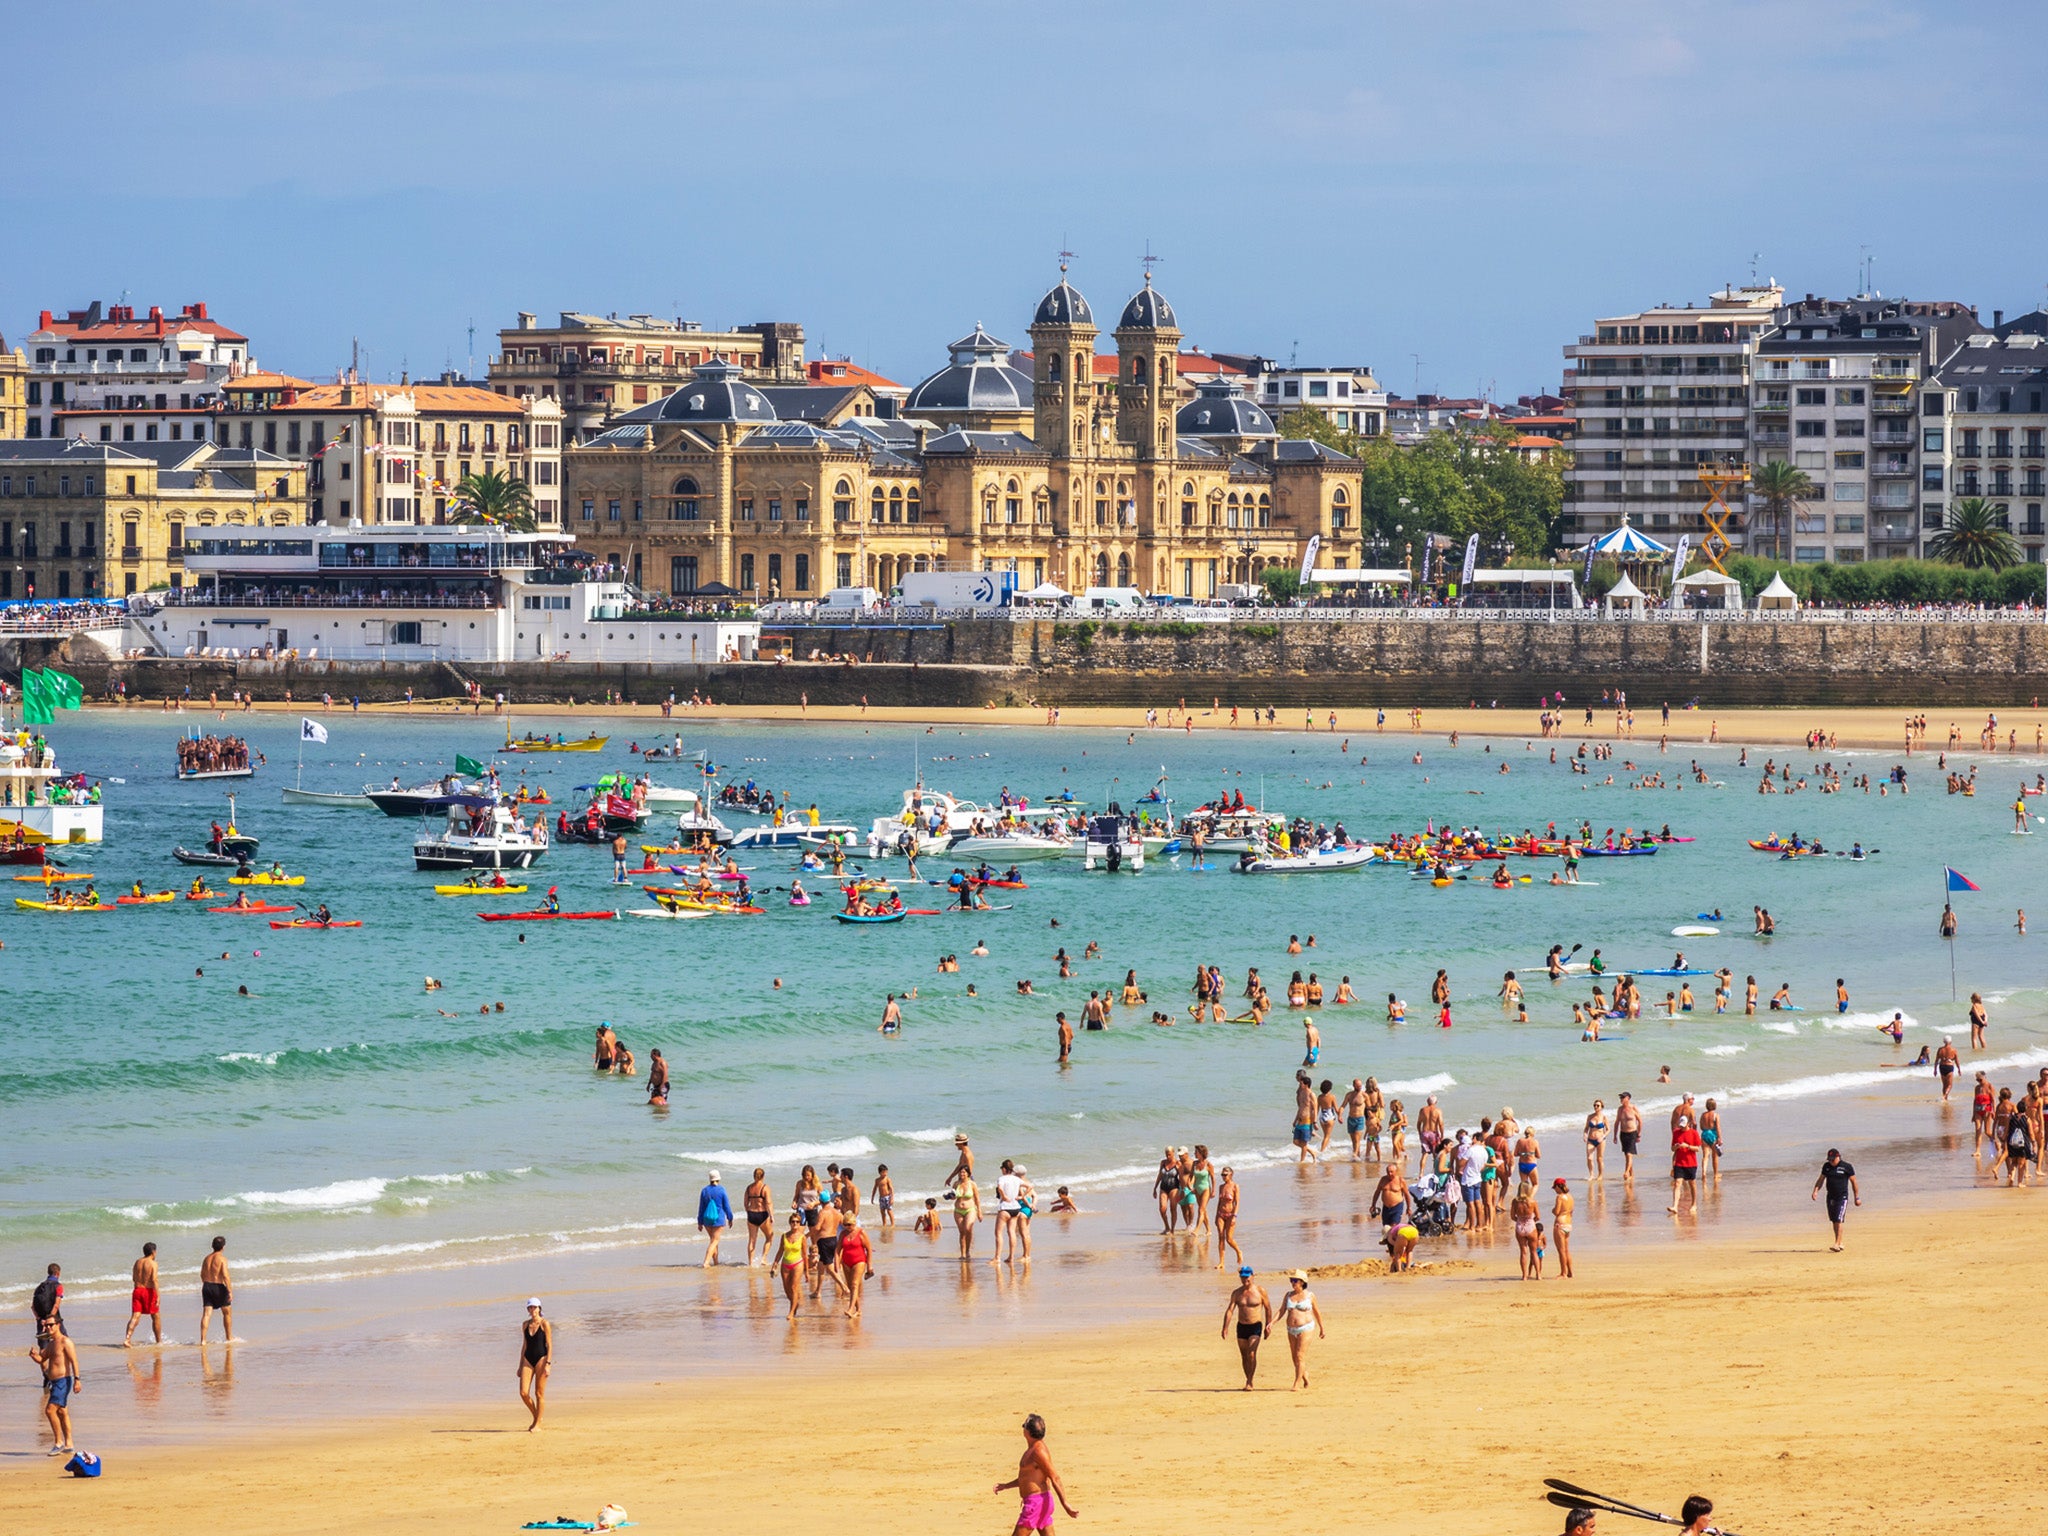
708,1170 -> 722,1182
526,1296 -> 542,1308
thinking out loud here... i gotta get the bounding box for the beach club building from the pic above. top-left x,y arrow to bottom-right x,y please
143,523 -> 756,665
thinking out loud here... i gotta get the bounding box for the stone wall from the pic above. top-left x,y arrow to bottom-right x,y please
43,617 -> 2048,709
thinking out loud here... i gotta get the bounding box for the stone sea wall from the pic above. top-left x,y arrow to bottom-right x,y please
44,616 -> 2048,710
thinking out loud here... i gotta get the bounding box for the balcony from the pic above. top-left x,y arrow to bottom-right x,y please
1871,396 -> 1914,414
2023,446 -> 2045,459
1754,430 -> 1789,447
1872,459 -> 1914,477
53,545 -> 73,559
120,545 -> 142,560
1954,446 -> 1981,458
1989,444 -> 2014,458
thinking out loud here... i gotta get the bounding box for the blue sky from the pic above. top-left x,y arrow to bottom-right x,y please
4,1 -> 2043,399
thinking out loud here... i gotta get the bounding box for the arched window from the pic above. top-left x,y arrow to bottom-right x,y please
833,477 -> 853,522
1158,357 -> 1171,386
1094,551 -> 1111,586
1331,485 -> 1348,530
671,475 -> 700,521
1047,353 -> 1062,383
1116,552 -> 1132,586
1257,493 -> 1271,529
1094,479 -> 1108,526
889,488 -> 903,523
1004,478 -> 1021,524
1129,356 -> 1146,384
1073,353 -> 1087,382
1227,493 -> 1240,529
906,487 -> 921,524
870,488 -> 885,523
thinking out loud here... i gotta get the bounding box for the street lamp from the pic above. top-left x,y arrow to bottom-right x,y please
1236,532 -> 1261,594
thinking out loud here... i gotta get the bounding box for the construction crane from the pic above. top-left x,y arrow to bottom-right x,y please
1695,467 -> 1749,574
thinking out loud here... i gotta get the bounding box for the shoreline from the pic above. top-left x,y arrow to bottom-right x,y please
7,1182 -> 2041,1534
78,696 -> 2048,755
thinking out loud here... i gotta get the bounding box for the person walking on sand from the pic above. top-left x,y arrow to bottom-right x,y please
1279,1270 -> 1325,1390
199,1235 -> 233,1343
743,1168 -> 774,1265
32,1323 -> 80,1455
1213,1166 -> 1245,1270
1812,1148 -> 1860,1251
517,1298 -> 551,1430
1667,1115 -> 1702,1216
1220,1266 -> 1273,1390
1614,1093 -> 1642,1180
837,1212 -> 873,1318
1583,1099 -> 1608,1179
951,1172 -> 982,1261
696,1170 -> 734,1267
1551,1178 -> 1575,1278
775,1212 -> 810,1318
124,1242 -> 161,1346
1291,1071 -> 1319,1162
994,1413 -> 1078,1534
1936,1037 -> 1960,1102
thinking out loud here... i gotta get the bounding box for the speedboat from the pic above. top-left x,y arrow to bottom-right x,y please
414,800 -> 550,871
1177,805 -> 1288,853
945,829 -> 1072,861
732,821 -> 859,851
1082,808 -> 1144,871
282,786 -> 375,808
369,774 -> 479,818
866,786 -> 992,858
1233,845 -> 1376,874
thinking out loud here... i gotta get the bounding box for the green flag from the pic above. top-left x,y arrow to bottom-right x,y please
44,669 -> 82,711
455,754 -> 486,778
20,670 -> 53,726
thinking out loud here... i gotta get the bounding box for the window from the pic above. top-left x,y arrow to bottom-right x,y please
1308,380 -> 1329,398
1796,421 -> 1828,438
1833,514 -> 1865,534
1924,393 -> 1944,417
392,621 -> 422,645
581,499 -> 595,521
606,498 -> 621,522
1796,388 -> 1825,406
1834,387 -> 1865,406
633,500 -> 642,522
1834,452 -> 1864,469
739,553 -> 755,591
870,489 -> 885,523
795,497 -> 810,522
1833,482 -> 1865,501
1835,419 -> 1864,438
767,499 -> 782,522
671,477 -> 699,520
738,499 -> 754,521
169,522 -> 183,550
671,555 -> 698,593
1283,381 -> 1300,399
794,553 -> 810,591
889,490 -> 903,524
1924,429 -> 1944,453
767,553 -> 782,591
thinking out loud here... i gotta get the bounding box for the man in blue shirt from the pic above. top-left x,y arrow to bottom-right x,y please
697,1170 -> 735,1268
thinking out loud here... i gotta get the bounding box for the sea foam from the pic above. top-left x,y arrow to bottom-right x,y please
675,1136 -> 878,1166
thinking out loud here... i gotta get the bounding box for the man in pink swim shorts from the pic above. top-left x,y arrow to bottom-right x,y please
994,1412 -> 1078,1532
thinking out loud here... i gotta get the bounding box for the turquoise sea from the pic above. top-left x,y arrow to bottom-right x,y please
4,707 -> 2046,1423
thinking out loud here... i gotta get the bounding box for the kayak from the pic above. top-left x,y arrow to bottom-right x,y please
270,919 -> 364,929
183,890 -> 219,901
116,892 -> 177,905
653,895 -> 764,915
229,873 -> 306,886
626,907 -> 711,920
833,910 -> 906,924
208,902 -> 299,914
666,866 -> 752,880
433,883 -> 530,896
476,910 -> 618,922
1632,967 -> 1715,978
14,898 -> 115,912
1582,847 -> 1657,857
921,903 -> 1014,914
13,870 -> 92,883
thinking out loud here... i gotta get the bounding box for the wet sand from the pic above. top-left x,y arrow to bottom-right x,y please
161,696 -> 2048,755
6,1182 -> 2039,1535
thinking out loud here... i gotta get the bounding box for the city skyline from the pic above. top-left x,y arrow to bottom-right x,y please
4,2 -> 2045,396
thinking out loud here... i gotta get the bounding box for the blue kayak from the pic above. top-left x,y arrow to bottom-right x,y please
833,910 -> 906,924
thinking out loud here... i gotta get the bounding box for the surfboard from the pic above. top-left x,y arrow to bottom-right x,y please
1673,925 -> 1720,937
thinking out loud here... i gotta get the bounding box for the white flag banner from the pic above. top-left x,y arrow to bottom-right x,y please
300,717 -> 328,744
1672,535 -> 1692,577
1460,533 -> 1480,590
1298,533 -> 1321,585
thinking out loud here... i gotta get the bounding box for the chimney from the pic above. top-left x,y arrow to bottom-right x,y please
192,302 -> 208,320
1994,310 -> 2004,328
517,312 -> 536,330
149,305 -> 163,322
38,310 -> 52,330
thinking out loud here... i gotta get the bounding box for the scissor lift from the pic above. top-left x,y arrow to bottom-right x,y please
1696,467 -> 1749,573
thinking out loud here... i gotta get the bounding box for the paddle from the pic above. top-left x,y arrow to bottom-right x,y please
1542,1479 -> 1741,1534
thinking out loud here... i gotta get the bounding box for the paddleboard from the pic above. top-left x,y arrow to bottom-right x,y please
1673,925 -> 1720,937
1580,1034 -> 1628,1042
1632,967 -> 1714,978
626,908 -> 710,920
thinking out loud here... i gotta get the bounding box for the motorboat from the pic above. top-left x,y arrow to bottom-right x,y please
413,800 -> 550,870
282,786 -> 374,808
945,829 -> 1073,862
867,785 -> 991,858
1232,844 -> 1376,874
1178,805 -> 1289,853
1,737 -> 105,846
369,774 -> 481,818
1082,808 -> 1144,871
732,821 -> 859,851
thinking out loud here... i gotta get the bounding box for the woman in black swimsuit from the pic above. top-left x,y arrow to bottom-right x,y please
517,1299 -> 551,1431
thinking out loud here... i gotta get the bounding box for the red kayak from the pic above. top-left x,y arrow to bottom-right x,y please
269,919 -> 364,929
476,910 -> 618,922
208,902 -> 298,915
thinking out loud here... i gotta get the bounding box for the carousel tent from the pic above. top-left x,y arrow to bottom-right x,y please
1586,520 -> 1674,559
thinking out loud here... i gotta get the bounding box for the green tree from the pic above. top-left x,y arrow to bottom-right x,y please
1748,461 -> 1814,562
450,468 -> 537,532
1925,497 -> 2023,570
1259,566 -> 1302,602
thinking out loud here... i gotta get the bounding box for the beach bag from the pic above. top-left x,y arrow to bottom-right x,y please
596,1506 -> 628,1530
64,1451 -> 102,1478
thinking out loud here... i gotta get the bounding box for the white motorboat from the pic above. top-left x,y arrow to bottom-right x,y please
945,829 -> 1073,862
732,820 -> 859,851
1081,809 -> 1144,871
1232,844 -> 1376,874
867,785 -> 994,858
641,783 -> 704,808
1177,806 -> 1288,854
0,739 -> 103,845
413,800 -> 550,870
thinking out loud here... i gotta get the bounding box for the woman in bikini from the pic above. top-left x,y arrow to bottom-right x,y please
1314,1080 -> 1341,1158
1212,1166 -> 1244,1270
1387,1099 -> 1408,1170
1280,1271 -> 1325,1390
1551,1178 -> 1575,1278
951,1174 -> 982,1260
1510,1188 -> 1541,1280
1584,1099 -> 1609,1179
1286,971 -> 1308,1009
517,1299 -> 552,1430
1304,974 -> 1325,1007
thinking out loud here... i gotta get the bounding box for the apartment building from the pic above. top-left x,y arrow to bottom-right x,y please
0,438 -> 304,599
24,301 -> 253,443
0,342 -> 25,440
1925,313 -> 2048,563
1748,296 -> 1981,562
1561,284 -> 1781,544
210,375 -> 565,528
487,312 -> 804,445
1208,356 -> 1386,437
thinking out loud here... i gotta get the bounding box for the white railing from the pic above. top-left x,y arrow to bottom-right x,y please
779,604 -> 2044,628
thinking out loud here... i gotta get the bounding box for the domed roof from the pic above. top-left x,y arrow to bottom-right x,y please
1176,377 -> 1276,439
1118,276 -> 1177,331
905,325 -> 1034,415
646,358 -> 778,424
1033,276 -> 1093,327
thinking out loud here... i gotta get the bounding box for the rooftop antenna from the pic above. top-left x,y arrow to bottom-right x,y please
1288,338 -> 1299,367
1748,252 -> 1761,284
1411,353 -> 1423,392
466,317 -> 475,380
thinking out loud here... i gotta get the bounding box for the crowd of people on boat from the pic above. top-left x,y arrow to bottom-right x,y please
176,734 -> 249,775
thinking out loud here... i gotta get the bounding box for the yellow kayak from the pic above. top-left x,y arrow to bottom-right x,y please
117,892 -> 177,905
229,873 -> 307,886
434,883 -> 530,897
15,897 -> 114,912
13,870 -> 93,882
504,735 -> 608,753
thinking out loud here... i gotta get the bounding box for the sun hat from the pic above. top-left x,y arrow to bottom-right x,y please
708,1170 -> 722,1182
1288,1269 -> 1308,1283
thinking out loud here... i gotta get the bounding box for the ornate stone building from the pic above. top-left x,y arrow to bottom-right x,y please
562,275 -> 1363,599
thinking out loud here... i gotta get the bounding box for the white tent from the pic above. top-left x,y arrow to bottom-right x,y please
1604,571 -> 1648,615
1670,569 -> 1743,612
1016,581 -> 1070,604
1756,573 -> 1800,613
1303,567 -> 1412,586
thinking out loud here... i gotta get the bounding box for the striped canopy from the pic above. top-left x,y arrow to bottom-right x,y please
1586,520 -> 1674,558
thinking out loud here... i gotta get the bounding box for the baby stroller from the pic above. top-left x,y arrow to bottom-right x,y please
1406,1172 -> 1459,1238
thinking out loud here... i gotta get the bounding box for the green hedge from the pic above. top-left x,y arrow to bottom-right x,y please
1717,555 -> 2044,606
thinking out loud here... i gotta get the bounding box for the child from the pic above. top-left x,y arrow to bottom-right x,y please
913,1197 -> 940,1235
871,1165 -> 895,1227
1533,1220 -> 1547,1277
1048,1186 -> 1078,1213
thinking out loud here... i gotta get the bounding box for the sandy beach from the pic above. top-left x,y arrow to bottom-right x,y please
8,1188 -> 2039,1534
157,694 -> 2048,755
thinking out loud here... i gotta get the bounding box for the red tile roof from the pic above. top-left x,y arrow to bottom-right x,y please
806,359 -> 902,390
34,302 -> 247,345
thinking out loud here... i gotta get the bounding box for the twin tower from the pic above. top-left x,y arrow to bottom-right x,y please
1027,271 -> 1182,463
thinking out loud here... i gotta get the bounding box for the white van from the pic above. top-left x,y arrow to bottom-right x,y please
816,586 -> 886,619
1076,586 -> 1149,615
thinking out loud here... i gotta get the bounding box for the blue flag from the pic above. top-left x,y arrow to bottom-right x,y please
1945,867 -> 1980,892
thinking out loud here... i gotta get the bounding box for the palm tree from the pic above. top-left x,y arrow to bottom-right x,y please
1926,496 -> 2023,570
449,468 -> 536,532
1748,460 -> 1814,561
